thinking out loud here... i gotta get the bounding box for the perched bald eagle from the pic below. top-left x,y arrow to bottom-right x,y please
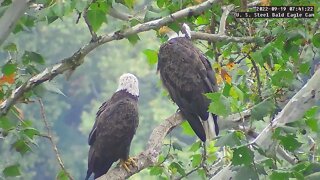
157,24 -> 219,142
85,73 -> 139,180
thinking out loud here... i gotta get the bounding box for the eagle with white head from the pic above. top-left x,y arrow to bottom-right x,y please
158,23 -> 219,142
86,73 -> 139,179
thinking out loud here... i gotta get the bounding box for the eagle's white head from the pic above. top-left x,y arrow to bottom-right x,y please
116,73 -> 139,97
160,23 -> 192,40
180,23 -> 191,39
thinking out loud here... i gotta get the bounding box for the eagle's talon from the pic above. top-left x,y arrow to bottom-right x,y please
128,157 -> 138,167
120,159 -> 131,172
120,157 -> 138,172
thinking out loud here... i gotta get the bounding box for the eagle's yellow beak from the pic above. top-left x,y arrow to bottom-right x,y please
158,26 -> 174,35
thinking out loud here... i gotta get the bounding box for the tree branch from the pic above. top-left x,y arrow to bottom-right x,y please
218,5 -> 235,35
38,99 -> 74,180
0,0 -> 31,46
191,31 -> 256,43
0,0 -> 222,116
83,0 -> 98,40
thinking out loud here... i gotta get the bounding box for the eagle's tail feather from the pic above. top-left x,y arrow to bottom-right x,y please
203,113 -> 218,141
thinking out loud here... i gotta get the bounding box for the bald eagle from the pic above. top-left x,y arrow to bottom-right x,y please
157,24 -> 219,142
85,73 -> 139,180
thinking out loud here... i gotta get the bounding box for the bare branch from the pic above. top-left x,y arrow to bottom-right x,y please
250,59 -> 262,99
218,5 -> 235,35
191,31 -> 256,43
0,0 -> 31,46
38,99 -> 74,180
0,0 -> 222,116
83,0 -> 98,40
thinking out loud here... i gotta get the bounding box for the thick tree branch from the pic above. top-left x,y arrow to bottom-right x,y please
211,69 -> 320,179
0,0 -> 222,116
0,0 -> 31,46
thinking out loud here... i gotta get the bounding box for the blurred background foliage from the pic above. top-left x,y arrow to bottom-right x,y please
0,0 -> 320,179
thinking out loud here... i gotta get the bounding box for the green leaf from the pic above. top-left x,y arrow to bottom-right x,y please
0,116 -> 15,131
2,63 -> 16,75
232,146 -> 254,166
278,134 -> 302,152
215,131 -> 241,147
191,154 -> 202,167
124,0 -> 134,9
189,141 -> 201,152
229,86 -> 244,101
299,62 -> 310,74
56,170 -> 68,180
251,99 -> 275,121
181,121 -> 196,136
251,50 -> 264,66
143,49 -> 158,65
172,142 -> 182,151
157,0 -> 167,8
197,168 -> 206,179
23,128 -> 40,139
22,51 -> 45,65
169,162 -> 185,176
87,9 -> 106,32
149,166 -> 163,176
270,170 -> 291,180
127,34 -> 140,45
206,92 -> 231,117
12,139 -> 31,155
3,43 -> 17,52
234,165 -> 259,180
305,106 -> 319,118
306,118 -> 318,132
312,33 -> 320,48
3,164 -> 21,177
271,70 -> 294,87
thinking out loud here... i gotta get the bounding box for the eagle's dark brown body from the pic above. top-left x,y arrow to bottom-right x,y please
86,90 -> 139,179
158,37 -> 219,142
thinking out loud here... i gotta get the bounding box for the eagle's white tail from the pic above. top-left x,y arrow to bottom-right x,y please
202,113 -> 216,141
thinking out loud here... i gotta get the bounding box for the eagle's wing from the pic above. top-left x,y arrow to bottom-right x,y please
88,100 -> 110,145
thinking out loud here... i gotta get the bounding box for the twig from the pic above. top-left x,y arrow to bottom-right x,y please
0,0 -> 222,117
175,166 -> 201,180
218,5 -> 235,35
38,99 -> 74,180
83,0 -> 98,41
250,59 -> 262,99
